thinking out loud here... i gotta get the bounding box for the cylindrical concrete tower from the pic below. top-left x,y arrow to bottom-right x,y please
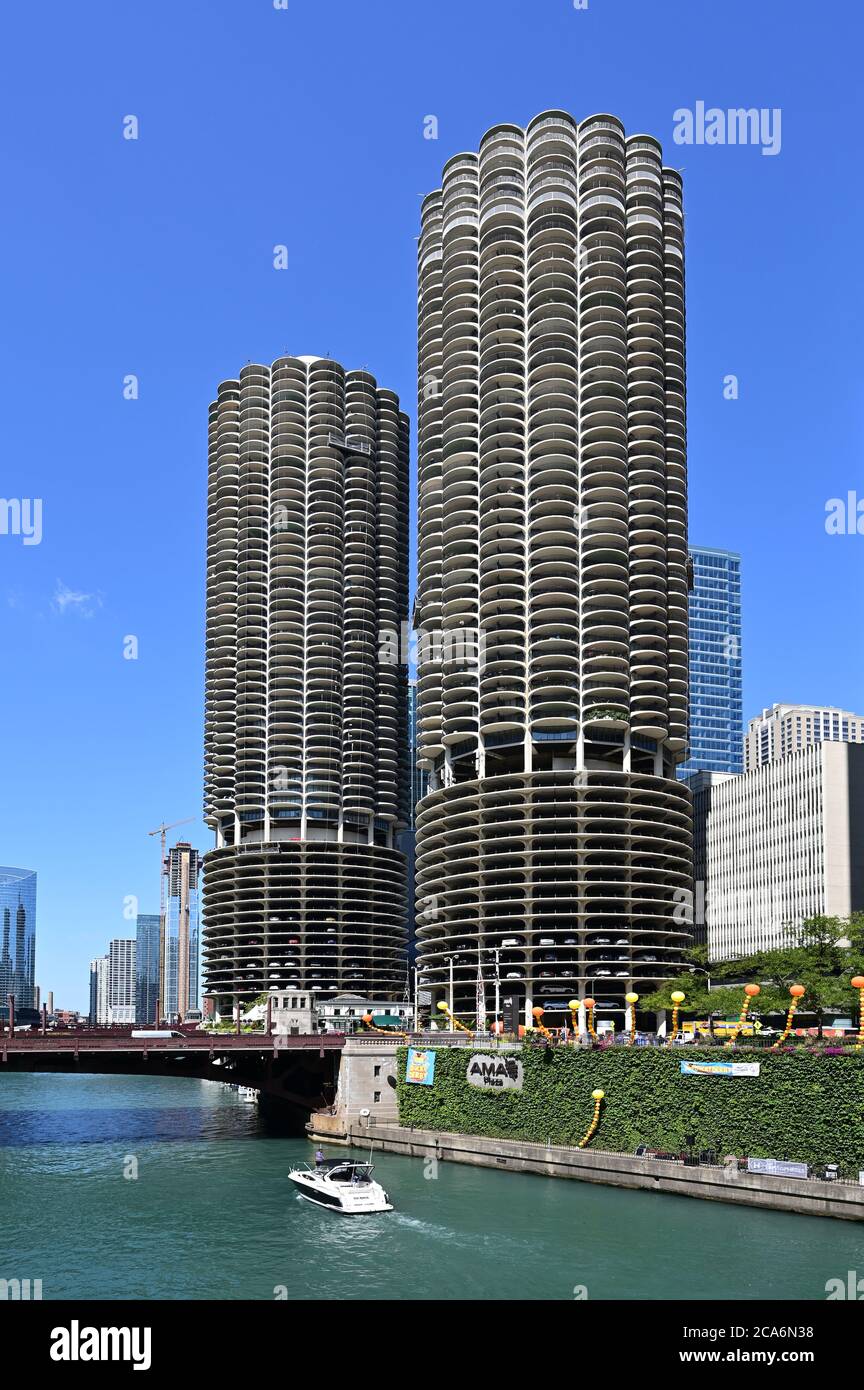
203,355 -> 410,1009
415,112 -> 693,1025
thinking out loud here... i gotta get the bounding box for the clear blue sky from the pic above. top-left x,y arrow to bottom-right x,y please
0,0 -> 861,1010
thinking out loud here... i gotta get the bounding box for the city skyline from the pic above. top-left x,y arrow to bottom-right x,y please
1,2 -> 861,1010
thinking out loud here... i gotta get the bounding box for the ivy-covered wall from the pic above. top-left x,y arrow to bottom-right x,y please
396,1046 -> 864,1173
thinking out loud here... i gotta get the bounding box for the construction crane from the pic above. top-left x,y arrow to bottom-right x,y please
148,818 -> 195,920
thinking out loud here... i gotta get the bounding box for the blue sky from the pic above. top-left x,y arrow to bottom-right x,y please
0,0 -> 861,1010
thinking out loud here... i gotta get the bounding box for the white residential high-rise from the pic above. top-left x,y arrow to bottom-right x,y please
414,111 -> 693,1024
107,938 -> 136,1024
744,703 -> 864,772
689,743 -> 864,960
88,955 -> 109,1025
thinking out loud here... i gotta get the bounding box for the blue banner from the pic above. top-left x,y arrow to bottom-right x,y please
680,1060 -> 760,1077
405,1047 -> 436,1086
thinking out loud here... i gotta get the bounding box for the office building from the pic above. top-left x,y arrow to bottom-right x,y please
0,865 -> 37,1015
135,912 -> 161,1025
689,743 -> 864,959
744,703 -> 864,772
202,355 -> 410,1010
414,111 -> 693,1022
679,546 -> 742,776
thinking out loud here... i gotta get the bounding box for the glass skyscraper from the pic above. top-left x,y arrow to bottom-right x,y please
407,681 -> 429,825
0,866 -> 37,1015
135,913 -> 161,1025
680,546 -> 743,777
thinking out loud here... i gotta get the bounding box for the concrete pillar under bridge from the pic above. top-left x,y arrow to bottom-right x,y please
307,1038 -> 402,1142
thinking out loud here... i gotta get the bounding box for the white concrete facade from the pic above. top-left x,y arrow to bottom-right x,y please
690,743 -> 864,959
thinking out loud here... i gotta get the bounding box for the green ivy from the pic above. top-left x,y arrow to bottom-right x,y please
396,1046 -> 864,1175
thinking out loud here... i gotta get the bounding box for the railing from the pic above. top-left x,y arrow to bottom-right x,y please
1,1032 -> 346,1053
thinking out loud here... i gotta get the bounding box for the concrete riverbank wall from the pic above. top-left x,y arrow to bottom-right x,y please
341,1122 -> 864,1222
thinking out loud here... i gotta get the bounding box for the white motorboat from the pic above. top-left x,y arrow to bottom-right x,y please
288,1159 -> 393,1214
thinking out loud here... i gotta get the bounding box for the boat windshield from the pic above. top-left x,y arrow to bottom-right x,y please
318,1161 -> 374,1183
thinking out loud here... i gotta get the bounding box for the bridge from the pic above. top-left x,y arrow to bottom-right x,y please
0,1032 -> 347,1126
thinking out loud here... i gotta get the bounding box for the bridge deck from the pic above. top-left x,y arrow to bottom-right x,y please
1,1033 -> 345,1056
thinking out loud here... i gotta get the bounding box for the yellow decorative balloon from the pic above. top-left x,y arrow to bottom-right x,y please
592,1088 -> 605,1100
436,1001 -> 449,1012
671,990 -> 686,1004
568,999 -> 581,1011
625,992 -> 639,1005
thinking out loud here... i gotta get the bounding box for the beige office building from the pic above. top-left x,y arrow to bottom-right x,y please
689,742 -> 864,960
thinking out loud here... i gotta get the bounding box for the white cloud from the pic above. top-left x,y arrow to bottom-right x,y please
52,580 -> 103,618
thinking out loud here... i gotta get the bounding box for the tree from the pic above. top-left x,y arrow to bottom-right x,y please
642,915 -> 864,1038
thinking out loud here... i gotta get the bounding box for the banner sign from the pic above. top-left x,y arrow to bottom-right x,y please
747,1157 -> 809,1179
405,1048 -> 436,1086
467,1054 -> 523,1091
680,1060 -> 760,1077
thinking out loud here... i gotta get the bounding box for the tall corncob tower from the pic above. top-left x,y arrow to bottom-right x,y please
203,355 -> 410,1009
414,112 -> 693,1024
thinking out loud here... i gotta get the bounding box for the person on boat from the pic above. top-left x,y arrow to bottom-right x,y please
314,1148 -> 326,1168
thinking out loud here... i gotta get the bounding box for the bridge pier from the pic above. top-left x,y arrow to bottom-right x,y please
307,1039 -> 400,1142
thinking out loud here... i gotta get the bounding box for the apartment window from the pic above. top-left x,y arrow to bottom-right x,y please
373,1091 -> 381,1104
374,1064 -> 381,1077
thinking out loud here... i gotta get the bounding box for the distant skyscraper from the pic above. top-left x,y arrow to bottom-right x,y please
0,866 -> 37,1014
107,939 -> 136,1024
89,955 -> 108,1024
680,547 -> 742,776
162,844 -> 199,1020
135,913 -> 161,1025
744,703 -> 864,772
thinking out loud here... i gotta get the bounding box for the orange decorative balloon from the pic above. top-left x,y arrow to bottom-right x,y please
789,984 -> 805,998
744,984 -> 761,997
362,1014 -> 373,1024
852,976 -> 864,990
583,997 -> 596,1010
532,1006 -> 544,1019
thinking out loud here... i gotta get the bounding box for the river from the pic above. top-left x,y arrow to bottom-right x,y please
0,1074 -> 853,1300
